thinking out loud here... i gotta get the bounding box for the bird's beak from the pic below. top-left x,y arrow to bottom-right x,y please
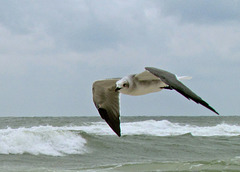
115,87 -> 121,92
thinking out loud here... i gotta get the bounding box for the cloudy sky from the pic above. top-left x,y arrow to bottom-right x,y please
0,0 -> 239,117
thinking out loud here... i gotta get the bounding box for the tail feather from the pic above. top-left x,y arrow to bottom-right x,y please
177,76 -> 192,81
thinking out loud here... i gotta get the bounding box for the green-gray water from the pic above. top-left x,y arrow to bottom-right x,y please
0,116 -> 240,171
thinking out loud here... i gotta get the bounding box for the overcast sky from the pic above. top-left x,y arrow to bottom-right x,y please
0,0 -> 239,117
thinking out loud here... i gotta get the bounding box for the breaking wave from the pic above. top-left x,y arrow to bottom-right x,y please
0,126 -> 87,156
77,120 -> 240,137
0,120 -> 239,156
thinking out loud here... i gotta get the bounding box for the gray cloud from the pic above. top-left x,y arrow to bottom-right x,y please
0,0 -> 239,116
159,0 -> 240,24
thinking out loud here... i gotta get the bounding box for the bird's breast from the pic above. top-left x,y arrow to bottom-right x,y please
120,80 -> 167,96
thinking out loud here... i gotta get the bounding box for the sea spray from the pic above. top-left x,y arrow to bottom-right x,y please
76,120 -> 240,136
0,116 -> 240,172
0,126 -> 87,156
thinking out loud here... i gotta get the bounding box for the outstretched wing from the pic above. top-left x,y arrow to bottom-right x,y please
92,79 -> 121,136
145,67 -> 219,115
135,70 -> 160,81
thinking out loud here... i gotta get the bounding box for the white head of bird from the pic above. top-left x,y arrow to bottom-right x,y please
115,76 -> 134,93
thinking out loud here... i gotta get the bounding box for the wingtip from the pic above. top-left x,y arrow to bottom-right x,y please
117,132 -> 121,137
112,124 -> 121,137
206,104 -> 219,115
208,106 -> 219,115
113,129 -> 121,137
114,127 -> 121,137
202,102 -> 219,116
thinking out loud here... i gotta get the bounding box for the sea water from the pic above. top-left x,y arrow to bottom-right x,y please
0,116 -> 240,171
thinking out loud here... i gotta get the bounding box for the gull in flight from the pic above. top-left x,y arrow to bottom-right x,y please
92,67 -> 219,136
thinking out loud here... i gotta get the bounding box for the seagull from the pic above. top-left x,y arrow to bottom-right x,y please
92,67 -> 219,137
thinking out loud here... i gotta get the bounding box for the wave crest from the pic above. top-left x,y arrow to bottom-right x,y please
1,119 -> 239,156
77,120 -> 240,137
0,126 -> 87,156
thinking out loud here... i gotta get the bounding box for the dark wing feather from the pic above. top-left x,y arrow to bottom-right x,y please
145,67 -> 219,115
92,79 -> 121,136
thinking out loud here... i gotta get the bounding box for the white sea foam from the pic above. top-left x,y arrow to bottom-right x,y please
0,126 -> 87,156
77,120 -> 240,137
0,120 -> 239,156
122,120 -> 240,136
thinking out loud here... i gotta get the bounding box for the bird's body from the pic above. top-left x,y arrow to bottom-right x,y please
92,67 -> 219,137
117,74 -> 166,96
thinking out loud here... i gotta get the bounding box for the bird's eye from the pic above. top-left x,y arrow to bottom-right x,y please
123,83 -> 127,87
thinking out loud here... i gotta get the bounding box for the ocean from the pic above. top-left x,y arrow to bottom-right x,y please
0,116 -> 240,172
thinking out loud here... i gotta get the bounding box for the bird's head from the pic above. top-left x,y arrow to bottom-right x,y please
115,77 -> 130,92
